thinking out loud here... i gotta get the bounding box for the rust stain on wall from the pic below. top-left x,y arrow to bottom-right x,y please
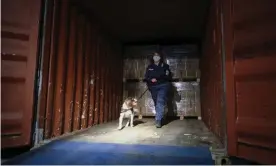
200,0 -> 225,145
99,38 -> 106,124
88,26 -> 97,127
52,0 -> 70,137
93,36 -> 101,125
73,13 -> 85,131
44,0 -> 60,139
81,20 -> 92,129
38,0 -> 123,142
64,6 -> 77,134
103,43 -> 109,123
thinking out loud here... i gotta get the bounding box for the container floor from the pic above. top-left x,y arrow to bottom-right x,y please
4,118 -> 223,165
68,118 -> 222,148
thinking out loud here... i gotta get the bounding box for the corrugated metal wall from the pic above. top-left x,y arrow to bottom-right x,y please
200,0 -> 226,145
223,0 -> 276,164
202,0 -> 276,163
1,0 -> 42,148
37,0 -> 123,141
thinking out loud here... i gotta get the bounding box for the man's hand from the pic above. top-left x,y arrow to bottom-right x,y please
151,78 -> 157,83
166,70 -> 169,76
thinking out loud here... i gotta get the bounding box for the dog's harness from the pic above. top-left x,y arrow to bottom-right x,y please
120,88 -> 148,114
120,108 -> 134,113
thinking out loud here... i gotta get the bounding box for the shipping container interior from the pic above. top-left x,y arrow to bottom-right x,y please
2,0 -> 276,165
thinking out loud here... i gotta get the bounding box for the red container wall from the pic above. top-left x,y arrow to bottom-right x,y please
200,0 -> 225,145
1,0 -> 42,148
223,0 -> 276,164
38,0 -> 123,141
203,0 -> 276,163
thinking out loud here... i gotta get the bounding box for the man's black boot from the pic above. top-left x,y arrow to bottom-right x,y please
156,120 -> 162,128
162,117 -> 167,125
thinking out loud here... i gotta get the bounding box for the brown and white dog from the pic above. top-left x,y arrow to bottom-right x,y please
117,97 -> 139,130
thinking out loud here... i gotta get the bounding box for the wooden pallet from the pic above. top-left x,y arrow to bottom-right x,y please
136,115 -> 201,120
179,115 -> 202,120
123,77 -> 200,83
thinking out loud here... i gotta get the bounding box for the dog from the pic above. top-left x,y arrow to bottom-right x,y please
117,97 -> 139,130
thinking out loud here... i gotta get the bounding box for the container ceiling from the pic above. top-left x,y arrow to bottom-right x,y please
79,0 -> 210,43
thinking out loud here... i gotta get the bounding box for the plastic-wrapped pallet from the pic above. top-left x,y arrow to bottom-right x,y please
169,82 -> 201,117
123,59 -> 134,79
181,70 -> 201,79
162,44 -> 199,58
194,81 -> 201,118
123,59 -> 141,79
144,91 -> 156,116
184,58 -> 199,70
162,44 -> 200,80
166,58 -> 200,79
135,82 -> 201,117
124,45 -> 158,58
123,45 -> 158,79
166,58 -> 181,79
136,58 -> 149,79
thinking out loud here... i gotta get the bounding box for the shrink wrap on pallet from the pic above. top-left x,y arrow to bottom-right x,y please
123,82 -> 201,117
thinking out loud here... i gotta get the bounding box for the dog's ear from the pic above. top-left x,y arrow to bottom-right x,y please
125,97 -> 131,102
127,97 -> 133,101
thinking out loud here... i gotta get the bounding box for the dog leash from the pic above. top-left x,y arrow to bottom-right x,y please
137,88 -> 148,100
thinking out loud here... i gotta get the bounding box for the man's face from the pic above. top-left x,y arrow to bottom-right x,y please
153,53 -> 161,62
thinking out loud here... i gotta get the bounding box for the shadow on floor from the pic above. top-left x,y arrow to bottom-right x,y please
139,116 -> 179,126
133,120 -> 145,126
1,146 -> 30,163
163,116 -> 180,125
229,156 -> 261,165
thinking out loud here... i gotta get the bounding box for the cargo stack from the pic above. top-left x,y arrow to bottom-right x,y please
123,44 -> 201,119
